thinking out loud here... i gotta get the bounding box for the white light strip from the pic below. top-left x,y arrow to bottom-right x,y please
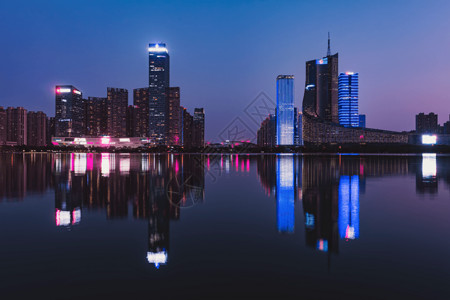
148,47 -> 168,53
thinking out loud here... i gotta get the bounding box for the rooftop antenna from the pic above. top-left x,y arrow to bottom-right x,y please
327,32 -> 331,56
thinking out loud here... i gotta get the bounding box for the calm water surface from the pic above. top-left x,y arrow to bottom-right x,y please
0,153 -> 449,299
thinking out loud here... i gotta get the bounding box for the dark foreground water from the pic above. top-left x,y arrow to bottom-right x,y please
0,153 -> 449,299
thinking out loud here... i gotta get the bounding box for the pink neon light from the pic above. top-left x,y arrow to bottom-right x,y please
56,209 -> 61,226
87,154 -> 93,171
56,88 -> 61,94
359,135 -> 364,139
52,142 -> 59,145
175,159 -> 179,173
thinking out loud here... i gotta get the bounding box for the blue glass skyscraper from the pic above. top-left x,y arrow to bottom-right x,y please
276,75 -> 294,145
338,72 -> 359,127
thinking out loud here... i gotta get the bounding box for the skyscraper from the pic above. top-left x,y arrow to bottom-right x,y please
193,108 -> 205,147
180,106 -> 193,148
302,36 -> 339,123
133,88 -> 150,137
338,72 -> 359,127
165,87 -> 180,145
107,87 -> 128,137
55,85 -> 84,137
276,75 -> 294,146
148,43 -> 170,144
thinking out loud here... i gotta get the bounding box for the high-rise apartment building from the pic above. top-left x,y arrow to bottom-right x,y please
338,72 -> 359,127
6,107 -> 27,145
133,88 -> 150,137
0,107 -> 6,145
85,97 -> 108,136
107,87 -> 128,137
148,43 -> 170,144
55,85 -> 84,137
302,36 -> 339,123
276,75 -> 295,146
180,106 -> 193,148
126,105 -> 137,137
416,113 -> 438,133
27,111 -> 47,146
193,108 -> 205,147
165,87 -> 180,145
257,114 -> 276,147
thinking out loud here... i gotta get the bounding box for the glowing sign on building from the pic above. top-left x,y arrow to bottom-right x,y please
56,88 -> 71,94
422,135 -> 437,145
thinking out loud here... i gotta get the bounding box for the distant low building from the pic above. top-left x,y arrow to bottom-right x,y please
52,136 -> 150,148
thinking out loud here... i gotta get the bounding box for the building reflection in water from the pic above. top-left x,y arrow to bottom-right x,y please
256,154 -> 442,258
51,153 -> 206,267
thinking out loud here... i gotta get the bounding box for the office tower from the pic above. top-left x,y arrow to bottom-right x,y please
359,114 -> 366,128
0,107 -> 6,145
165,87 -> 180,145
85,97 -> 108,136
126,105 -> 137,137
193,108 -> 205,147
180,106 -> 193,148
276,75 -> 295,146
416,112 -> 438,133
133,88 -> 150,137
338,72 -> 359,127
107,87 -> 128,137
47,117 -> 55,145
55,85 -> 84,137
27,111 -> 47,146
257,114 -> 276,147
6,107 -> 27,145
302,36 -> 339,123
148,43 -> 170,144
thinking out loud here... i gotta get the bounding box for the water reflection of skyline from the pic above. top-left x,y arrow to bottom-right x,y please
1,153 -> 450,268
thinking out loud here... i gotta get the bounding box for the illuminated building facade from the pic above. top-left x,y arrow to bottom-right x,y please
166,87 -> 181,145
359,114 -> 366,128
55,85 -> 84,137
148,43 -> 170,144
338,72 -> 359,127
193,108 -> 205,147
107,87 -> 128,137
133,87 -> 150,137
276,75 -> 295,145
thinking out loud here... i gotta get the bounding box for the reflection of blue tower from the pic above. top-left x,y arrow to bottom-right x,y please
276,155 -> 295,233
338,175 -> 360,240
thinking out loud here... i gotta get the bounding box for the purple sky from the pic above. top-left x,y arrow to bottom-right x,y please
1,0 -> 449,141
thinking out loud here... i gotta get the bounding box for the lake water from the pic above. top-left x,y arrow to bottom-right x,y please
0,153 -> 449,299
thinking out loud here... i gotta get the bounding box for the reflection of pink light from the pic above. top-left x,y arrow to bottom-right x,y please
56,209 -> 61,226
70,153 -> 74,172
235,155 -> 239,170
246,159 -> 250,172
360,163 -> 364,175
318,239 -> 324,251
241,160 -> 244,172
87,154 -> 93,171
207,156 -> 210,170
221,155 -> 223,168
175,160 -> 179,173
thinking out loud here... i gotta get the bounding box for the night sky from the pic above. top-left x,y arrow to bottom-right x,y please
1,0 -> 449,141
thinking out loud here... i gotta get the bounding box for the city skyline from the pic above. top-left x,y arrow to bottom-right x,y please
1,1 -> 449,142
